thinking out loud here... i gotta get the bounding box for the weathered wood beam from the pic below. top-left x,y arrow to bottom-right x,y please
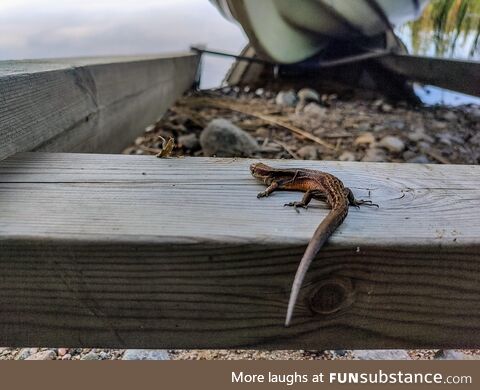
1,153 -> 479,348
0,53 -> 200,161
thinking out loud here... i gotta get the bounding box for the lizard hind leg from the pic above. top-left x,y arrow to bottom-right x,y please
345,188 -> 379,208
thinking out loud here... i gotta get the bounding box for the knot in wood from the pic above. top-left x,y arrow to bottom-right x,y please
309,277 -> 354,316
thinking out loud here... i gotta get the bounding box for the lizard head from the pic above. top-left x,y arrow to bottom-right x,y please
250,162 -> 274,184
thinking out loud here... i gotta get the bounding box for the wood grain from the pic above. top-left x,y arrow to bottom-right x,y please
1,153 -> 479,348
0,53 -> 199,161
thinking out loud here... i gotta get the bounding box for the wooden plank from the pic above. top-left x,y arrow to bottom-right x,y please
1,153 -> 480,348
0,53 -> 199,161
379,54 -> 480,97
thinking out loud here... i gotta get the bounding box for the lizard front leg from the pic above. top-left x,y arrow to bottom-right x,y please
284,190 -> 314,212
257,181 -> 279,198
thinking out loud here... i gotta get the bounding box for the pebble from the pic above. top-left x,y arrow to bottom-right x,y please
338,151 -> 356,161
122,350 -> 170,361
275,90 -> 297,107
356,123 -> 371,132
407,155 -> 430,164
254,88 -> 264,97
62,354 -> 72,360
255,127 -> 270,138
385,119 -> 406,131
57,348 -> 68,357
354,133 -> 376,146
81,351 -> 101,360
408,126 -> 434,143
25,350 -> 57,361
372,124 -> 387,132
431,120 -> 448,130
302,103 -> 326,117
178,134 -> 200,150
16,348 -> 32,360
352,350 -> 411,360
441,111 -> 457,121
379,135 -> 405,153
200,119 -> 259,157
467,107 -> 480,121
435,350 -> 477,360
297,145 -> 318,160
144,124 -> 156,133
381,103 -> 393,113
362,147 -> 387,162
297,88 -> 320,104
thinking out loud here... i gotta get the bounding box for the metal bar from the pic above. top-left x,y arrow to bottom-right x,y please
379,54 -> 480,97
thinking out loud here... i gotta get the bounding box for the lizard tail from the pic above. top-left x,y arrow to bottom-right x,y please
285,206 -> 348,327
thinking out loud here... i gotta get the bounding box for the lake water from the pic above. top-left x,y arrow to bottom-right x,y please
0,0 -> 478,105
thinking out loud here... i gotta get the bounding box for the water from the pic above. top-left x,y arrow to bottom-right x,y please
0,0 -> 247,88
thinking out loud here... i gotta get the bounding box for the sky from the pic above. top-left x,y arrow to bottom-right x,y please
0,0 -> 247,87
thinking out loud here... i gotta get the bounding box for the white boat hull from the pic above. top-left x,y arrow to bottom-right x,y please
210,0 -> 429,63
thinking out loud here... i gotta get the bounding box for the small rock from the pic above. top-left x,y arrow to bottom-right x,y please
469,132 -> 480,146
417,141 -> 431,151
16,348 -> 32,360
297,145 -> 318,160
381,103 -> 393,113
467,107 -> 480,122
302,103 -> 326,117
356,123 -> 371,132
436,132 -> 462,146
385,119 -> 406,131
57,348 -> 68,357
354,133 -> 376,146
81,351 -> 101,360
372,124 -> 386,132
255,127 -> 270,138
254,88 -> 264,97
431,120 -> 448,130
61,354 -> 72,361
379,136 -> 405,153
402,150 -> 417,160
122,350 -> 169,361
441,111 -> 457,121
339,151 -> 356,161
353,350 -> 411,360
407,126 -> 434,143
25,350 -> 56,361
407,155 -> 431,164
275,90 -> 297,107
178,133 -> 200,150
362,147 -> 387,162
297,88 -> 320,104
134,136 -> 145,146
200,119 -> 259,157
435,350 -> 469,360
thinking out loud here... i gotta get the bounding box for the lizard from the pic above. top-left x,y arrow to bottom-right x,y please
250,162 -> 377,327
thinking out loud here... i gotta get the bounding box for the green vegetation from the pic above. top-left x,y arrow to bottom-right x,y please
404,0 -> 480,58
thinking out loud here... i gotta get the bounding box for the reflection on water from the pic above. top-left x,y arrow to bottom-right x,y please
397,0 -> 480,59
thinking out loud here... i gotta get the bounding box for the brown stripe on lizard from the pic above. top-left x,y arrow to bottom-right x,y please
250,162 -> 378,327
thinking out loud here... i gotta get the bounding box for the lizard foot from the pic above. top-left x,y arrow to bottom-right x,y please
284,202 -> 308,213
352,199 -> 379,209
257,191 -> 269,198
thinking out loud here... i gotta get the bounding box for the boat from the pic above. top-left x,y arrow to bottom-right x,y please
210,0 -> 430,63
